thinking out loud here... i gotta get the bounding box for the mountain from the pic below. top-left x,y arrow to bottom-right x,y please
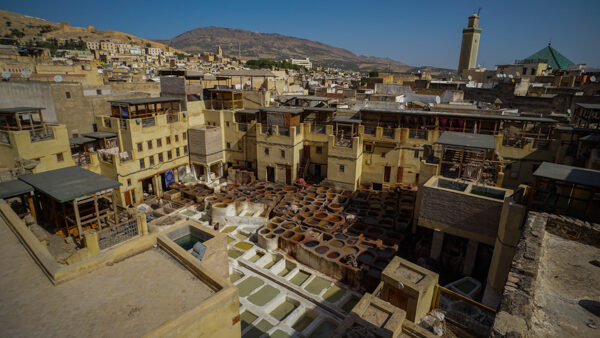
159,26 -> 453,74
0,10 -> 180,53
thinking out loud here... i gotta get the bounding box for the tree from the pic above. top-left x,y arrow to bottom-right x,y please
5,21 -> 11,27
368,71 -> 379,78
360,77 -> 367,86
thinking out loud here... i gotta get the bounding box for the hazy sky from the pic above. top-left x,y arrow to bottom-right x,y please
2,0 -> 599,69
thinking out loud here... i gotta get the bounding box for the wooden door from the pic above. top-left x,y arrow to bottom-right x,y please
285,167 -> 292,185
124,191 -> 132,206
397,167 -> 403,184
384,166 -> 391,183
303,145 -> 311,158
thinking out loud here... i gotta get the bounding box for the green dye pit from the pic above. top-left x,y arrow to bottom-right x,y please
278,267 -> 291,277
244,319 -> 273,338
309,321 -> 338,338
341,297 -> 358,312
292,314 -> 314,332
226,237 -> 236,243
230,271 -> 244,283
290,271 -> 311,286
247,285 -> 280,306
235,242 -> 253,251
322,285 -> 346,303
174,234 -> 199,251
270,330 -> 291,338
304,276 -> 330,295
248,252 -> 264,263
222,226 -> 236,233
240,311 -> 258,331
263,259 -> 276,269
228,249 -> 243,259
270,300 -> 297,321
237,276 -> 264,297
235,233 -> 249,240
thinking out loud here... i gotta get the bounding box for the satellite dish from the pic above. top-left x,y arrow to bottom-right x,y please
283,86 -> 288,91
400,104 -> 406,110
435,96 -> 441,104
496,74 -> 501,78
591,76 -> 597,82
1,71 -> 11,79
54,75 -> 63,83
246,80 -> 251,86
508,74 -> 514,79
21,70 -> 31,79
468,75 -> 473,81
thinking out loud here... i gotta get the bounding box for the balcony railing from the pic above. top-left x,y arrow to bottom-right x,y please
29,128 -> 54,142
409,129 -> 427,140
279,127 -> 290,136
167,114 -> 179,123
142,117 -> 156,128
104,117 -> 112,128
364,127 -> 376,136
383,128 -> 394,138
119,119 -> 127,130
311,125 -> 325,134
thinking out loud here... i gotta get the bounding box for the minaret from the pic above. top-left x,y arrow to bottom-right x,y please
217,45 -> 223,57
457,13 -> 482,76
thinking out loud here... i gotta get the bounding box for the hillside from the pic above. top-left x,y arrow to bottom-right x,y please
159,26 -> 452,73
0,10 -> 181,53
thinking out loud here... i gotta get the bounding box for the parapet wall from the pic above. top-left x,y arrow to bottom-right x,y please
491,211 -> 600,337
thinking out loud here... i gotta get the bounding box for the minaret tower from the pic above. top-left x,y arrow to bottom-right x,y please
457,12 -> 482,76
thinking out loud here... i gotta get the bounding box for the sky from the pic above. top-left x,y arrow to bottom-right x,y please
2,0 -> 599,69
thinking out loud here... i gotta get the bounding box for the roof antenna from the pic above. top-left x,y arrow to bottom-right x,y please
548,37 -> 552,46
477,7 -> 482,16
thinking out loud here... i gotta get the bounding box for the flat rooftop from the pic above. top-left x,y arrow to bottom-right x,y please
0,217 -> 214,337
533,162 -> 600,189
435,131 -> 496,150
108,97 -> 182,105
531,231 -> 600,336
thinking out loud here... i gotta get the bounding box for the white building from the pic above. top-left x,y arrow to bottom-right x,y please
290,57 -> 312,69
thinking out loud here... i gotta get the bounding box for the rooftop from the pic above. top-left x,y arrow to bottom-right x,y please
260,107 -> 304,115
108,97 -> 182,105
435,131 -> 496,150
0,180 -> 33,199
533,162 -> 600,189
0,218 -> 214,337
82,131 -> 117,139
522,44 -> 574,70
0,107 -> 45,114
69,136 -> 95,145
359,107 -> 557,123
19,166 -> 121,203
576,103 -> 600,110
218,69 -> 276,77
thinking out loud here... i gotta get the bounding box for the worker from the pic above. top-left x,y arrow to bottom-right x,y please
295,177 -> 306,192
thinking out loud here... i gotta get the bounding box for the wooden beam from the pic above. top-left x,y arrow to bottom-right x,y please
112,189 -> 119,226
73,200 -> 83,240
27,194 -> 36,223
93,194 -> 101,230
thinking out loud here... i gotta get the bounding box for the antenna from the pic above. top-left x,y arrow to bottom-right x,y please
477,7 -> 482,16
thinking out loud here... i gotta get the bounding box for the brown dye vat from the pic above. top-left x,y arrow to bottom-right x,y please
267,223 -> 277,229
273,228 -> 285,235
322,234 -> 333,241
327,214 -> 343,223
292,234 -> 305,242
343,246 -> 358,254
283,231 -> 295,239
358,252 -> 374,264
260,228 -> 271,235
314,212 -> 327,220
315,246 -> 329,254
304,240 -> 319,248
327,252 -> 340,260
266,234 -> 276,239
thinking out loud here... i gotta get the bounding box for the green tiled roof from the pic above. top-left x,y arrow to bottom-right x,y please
523,45 -> 574,70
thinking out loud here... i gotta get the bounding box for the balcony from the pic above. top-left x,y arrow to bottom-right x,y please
382,128 -> 394,138
29,128 -> 54,142
72,153 -> 91,166
409,129 -> 427,140
166,114 -> 179,123
311,125 -> 325,134
364,127 -> 376,136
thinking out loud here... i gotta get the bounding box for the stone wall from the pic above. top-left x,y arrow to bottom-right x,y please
491,211 -> 600,337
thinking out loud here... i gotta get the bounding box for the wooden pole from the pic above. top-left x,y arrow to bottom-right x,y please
112,190 -> 119,226
27,194 -> 36,223
93,194 -> 101,229
73,200 -> 83,240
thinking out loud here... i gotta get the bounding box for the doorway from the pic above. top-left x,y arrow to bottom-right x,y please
397,167 -> 403,184
384,166 -> 391,183
124,191 -> 132,206
314,164 -> 321,178
267,166 -> 275,182
285,167 -> 292,185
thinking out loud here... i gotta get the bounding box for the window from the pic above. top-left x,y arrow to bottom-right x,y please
365,145 -> 372,152
167,150 -> 172,160
226,121 -> 230,127
176,148 -> 180,157
127,179 -> 131,186
137,143 -> 143,152
139,159 -> 145,169
280,150 -> 285,158
265,147 -> 269,155
175,135 -> 179,142
56,153 -> 64,162
381,152 -> 386,158
339,165 -> 345,172
96,89 -> 102,95
147,140 -> 153,149
156,138 -> 162,147
65,91 -> 71,99
316,146 -> 322,154
182,132 -> 187,140
414,150 -> 419,158
227,142 -> 231,149
166,136 -> 171,145
184,146 -> 188,154
149,156 -> 155,166
158,153 -> 163,162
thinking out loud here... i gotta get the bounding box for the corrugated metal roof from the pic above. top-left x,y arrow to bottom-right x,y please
0,179 -> 33,199
19,166 -> 121,203
359,107 -> 557,123
533,162 -> 600,189
576,103 -> 600,110
83,132 -> 117,139
435,131 -> 496,150
69,136 -> 95,145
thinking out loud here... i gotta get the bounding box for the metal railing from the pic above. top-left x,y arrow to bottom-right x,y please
119,119 -> 128,130
364,127 -> 376,136
383,128 -> 394,138
104,117 -> 112,128
142,117 -> 155,128
435,286 -> 495,337
97,219 -> 139,250
409,129 -> 427,140
73,153 -> 91,166
279,127 -> 290,136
